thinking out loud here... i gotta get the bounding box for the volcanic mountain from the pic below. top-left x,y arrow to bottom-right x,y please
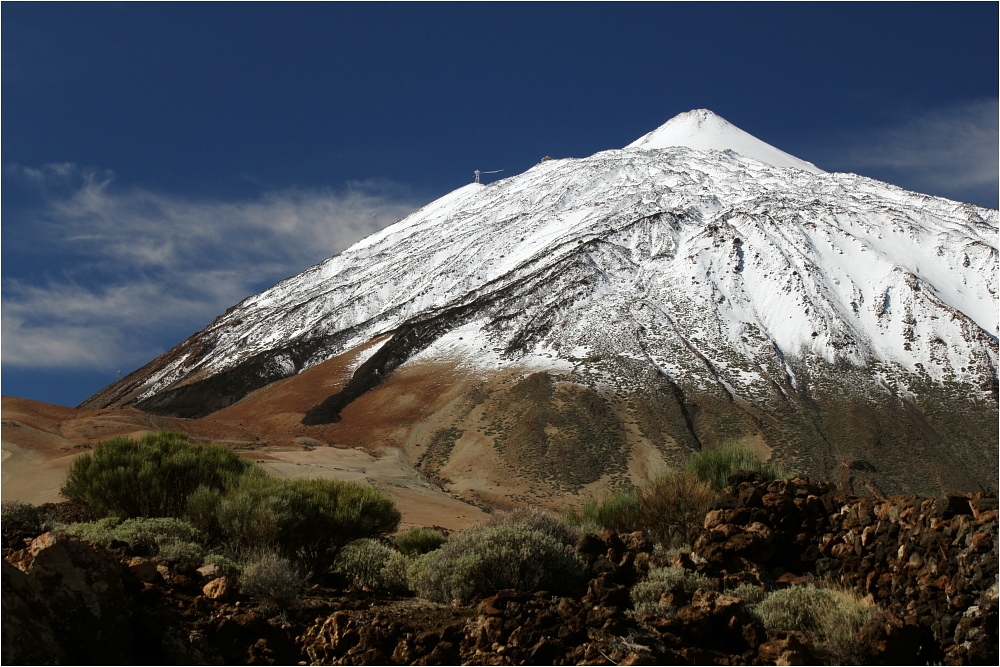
81,109 -> 999,502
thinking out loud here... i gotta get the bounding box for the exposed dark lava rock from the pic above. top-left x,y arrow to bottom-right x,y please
3,479 -> 996,665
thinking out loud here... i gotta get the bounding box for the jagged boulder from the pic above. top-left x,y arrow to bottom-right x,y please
1,532 -> 133,664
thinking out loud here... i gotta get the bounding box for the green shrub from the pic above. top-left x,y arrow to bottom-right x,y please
565,487 -> 642,534
686,443 -> 781,491
291,478 -> 400,572
566,473 -> 713,547
60,516 -> 206,560
750,584 -> 879,664
394,526 -> 447,556
631,565 -> 719,616
185,485 -> 223,535
2,500 -> 44,548
158,539 -> 208,562
58,516 -> 120,542
61,431 -> 262,518
410,522 -> 585,603
653,542 -> 692,562
480,507 -> 581,547
405,551 -> 433,593
727,582 -> 767,606
239,550 -> 305,608
636,471 -> 716,547
58,431 -> 400,582
212,475 -> 309,560
380,550 -> 412,595
334,539 -> 411,593
213,475 -> 400,578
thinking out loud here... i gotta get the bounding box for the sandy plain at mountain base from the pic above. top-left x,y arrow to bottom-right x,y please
1,395 -> 487,531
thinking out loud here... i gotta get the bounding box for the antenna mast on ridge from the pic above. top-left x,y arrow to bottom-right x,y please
474,169 -> 503,184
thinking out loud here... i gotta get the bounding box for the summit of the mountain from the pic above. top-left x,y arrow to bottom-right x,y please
627,109 -> 825,174
81,112 -> 999,499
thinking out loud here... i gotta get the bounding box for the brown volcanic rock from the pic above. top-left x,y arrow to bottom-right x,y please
2,533 -> 134,664
299,602 -> 473,665
689,475 -> 999,665
1,560 -> 64,664
856,611 -> 926,666
665,588 -> 759,654
755,631 -> 813,665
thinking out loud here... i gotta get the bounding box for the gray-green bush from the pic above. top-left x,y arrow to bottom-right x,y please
726,582 -> 767,606
60,516 -> 207,561
630,565 -> 719,617
410,522 -> 585,603
334,539 -> 410,593
239,550 -> 305,607
61,431 -> 262,518
204,553 -> 242,580
480,507 -> 581,547
750,584 -> 879,664
56,430 -> 402,583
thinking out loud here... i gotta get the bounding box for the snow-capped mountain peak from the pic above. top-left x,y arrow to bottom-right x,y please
627,108 -> 825,174
82,110 -> 998,496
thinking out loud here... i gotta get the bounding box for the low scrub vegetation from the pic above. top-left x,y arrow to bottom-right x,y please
565,487 -> 643,534
567,445 -> 779,544
191,474 -> 400,577
749,584 -> 879,663
2,500 -> 44,549
394,526 -> 447,556
631,565 -> 719,617
31,431 -> 789,617
334,539 -> 410,593
61,431 -> 262,518
239,550 -> 306,608
409,513 -> 586,603
686,442 -> 782,491
636,471 -> 716,547
61,516 -> 207,561
479,506 -> 581,547
726,582 -> 767,606
54,430 -> 400,583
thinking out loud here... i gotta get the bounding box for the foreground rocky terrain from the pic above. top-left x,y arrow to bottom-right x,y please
4,475 -> 996,665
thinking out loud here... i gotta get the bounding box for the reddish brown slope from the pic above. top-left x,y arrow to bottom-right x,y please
1,343 -> 490,529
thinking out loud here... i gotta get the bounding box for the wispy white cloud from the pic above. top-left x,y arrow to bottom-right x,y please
823,99 -> 998,206
2,166 -> 421,370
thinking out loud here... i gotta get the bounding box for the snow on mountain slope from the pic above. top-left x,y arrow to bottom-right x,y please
85,111 -> 998,433
627,109 -> 825,174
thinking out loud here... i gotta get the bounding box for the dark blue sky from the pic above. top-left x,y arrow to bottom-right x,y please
3,3 -> 997,407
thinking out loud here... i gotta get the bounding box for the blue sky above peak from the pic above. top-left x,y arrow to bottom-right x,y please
2,3 -> 997,406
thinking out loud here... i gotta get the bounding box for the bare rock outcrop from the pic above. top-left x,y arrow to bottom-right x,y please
1,533 -> 133,664
692,474 -> 999,665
